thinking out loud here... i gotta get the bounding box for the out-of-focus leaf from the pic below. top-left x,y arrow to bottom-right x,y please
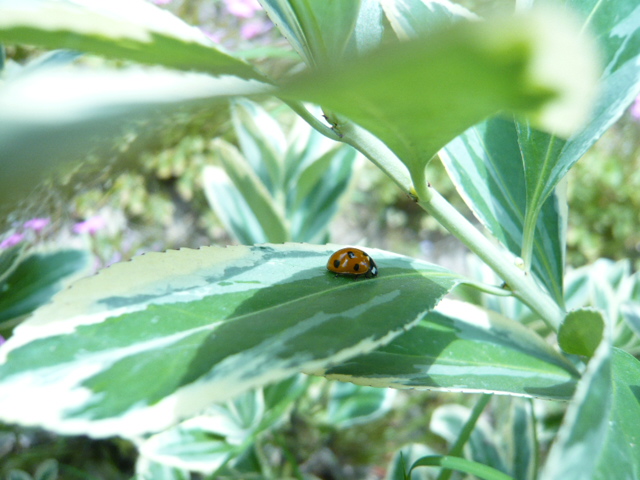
0,66 -> 272,205
137,390 -> 266,474
380,0 -> 474,40
318,299 -> 579,400
290,145 -> 357,242
326,382 -> 395,428
430,403 -> 507,475
386,444 -> 435,480
258,0 -> 362,67
0,243 -> 26,285
231,99 -> 286,194
202,166 -> 268,244
213,140 -> 289,243
508,399 -> 537,480
0,244 -> 462,437
0,0 -> 260,79
282,9 -> 600,178
621,302 -> 640,339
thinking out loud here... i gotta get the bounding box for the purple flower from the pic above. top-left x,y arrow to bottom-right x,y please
241,19 -> 271,39
0,233 -> 25,249
200,27 -> 224,44
73,216 -> 107,235
224,0 -> 262,18
631,95 -> 640,121
151,0 -> 173,4
0,335 -> 5,347
23,217 -> 50,233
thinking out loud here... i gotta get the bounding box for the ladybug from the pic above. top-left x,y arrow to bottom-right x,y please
327,247 -> 378,279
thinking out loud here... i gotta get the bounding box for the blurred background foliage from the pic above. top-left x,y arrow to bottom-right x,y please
1,0 -> 639,478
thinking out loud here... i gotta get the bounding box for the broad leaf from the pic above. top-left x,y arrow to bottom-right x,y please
440,117 -> 567,303
0,244 -> 462,437
0,0 -> 260,79
282,9 -> 599,178
514,0 -> 640,269
518,0 -> 640,209
541,344 -> 640,479
318,299 -> 579,400
0,249 -> 91,324
0,66 -> 271,204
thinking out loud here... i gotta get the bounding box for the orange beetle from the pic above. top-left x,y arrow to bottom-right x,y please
327,247 -> 378,279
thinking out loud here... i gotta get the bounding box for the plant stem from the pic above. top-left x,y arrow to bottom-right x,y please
339,122 -> 414,194
437,394 -> 493,480
284,100 -> 414,193
418,186 -> 565,330
289,101 -> 564,328
280,99 -> 343,141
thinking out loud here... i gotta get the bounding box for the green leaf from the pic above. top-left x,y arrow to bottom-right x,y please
508,400 -> 537,480
558,308 -> 605,357
410,455 -> 514,480
212,140 -> 289,243
430,401 -> 507,476
0,244 -> 462,437
0,243 -> 26,285
386,444 -> 436,480
6,470 -> 32,480
380,0 -> 475,40
0,66 -> 271,205
202,166 -> 268,244
259,0 -> 362,67
290,145 -> 357,242
0,249 -> 91,324
231,99 -> 286,194
325,383 -> 395,428
621,302 -> 640,339
138,390 -> 266,474
440,117 -> 567,304
541,343 -> 640,479
0,0 -> 261,79
512,0 -> 640,268
34,459 -> 58,480
319,299 -> 579,400
282,9 -> 600,178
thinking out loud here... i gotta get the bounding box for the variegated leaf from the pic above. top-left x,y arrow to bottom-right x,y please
0,244 -> 461,437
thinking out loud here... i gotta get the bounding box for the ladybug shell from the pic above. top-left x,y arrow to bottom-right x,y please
327,248 -> 378,279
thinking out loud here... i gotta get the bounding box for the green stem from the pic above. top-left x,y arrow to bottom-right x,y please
418,186 -> 565,330
339,122 -> 413,194
283,100 -> 413,193
280,99 -> 343,142
287,101 -> 564,329
437,394 -> 493,480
